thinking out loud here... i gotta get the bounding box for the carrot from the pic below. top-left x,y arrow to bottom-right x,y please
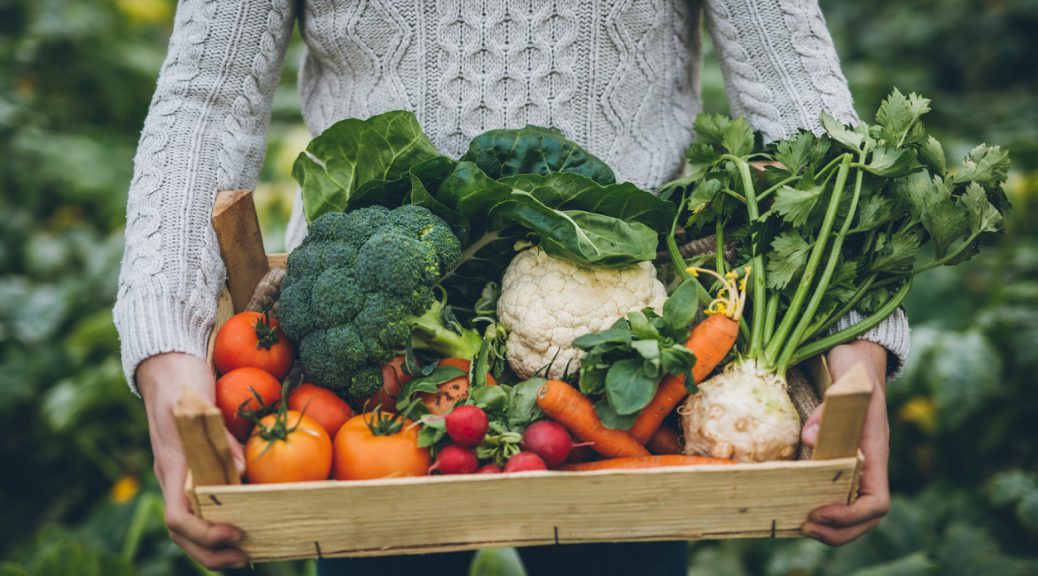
560,454 -> 736,471
628,267 -> 747,445
536,380 -> 649,458
646,425 -> 683,455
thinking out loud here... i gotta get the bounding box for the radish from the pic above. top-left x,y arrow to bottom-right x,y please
445,405 -> 489,447
477,463 -> 502,474
504,452 -> 547,472
429,444 -> 479,475
521,420 -> 581,468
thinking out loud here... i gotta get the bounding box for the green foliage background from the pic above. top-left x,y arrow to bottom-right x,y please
0,0 -> 1035,574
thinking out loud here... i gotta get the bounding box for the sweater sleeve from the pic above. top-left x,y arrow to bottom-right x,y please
703,0 -> 911,376
113,0 -> 296,394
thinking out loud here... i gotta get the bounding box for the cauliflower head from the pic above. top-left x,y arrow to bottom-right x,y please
497,246 -> 668,379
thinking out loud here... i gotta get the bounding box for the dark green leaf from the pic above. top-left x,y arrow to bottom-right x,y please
500,172 -> 675,231
605,358 -> 660,415
663,280 -> 700,335
471,385 -> 509,413
626,310 -> 661,340
871,232 -> 919,273
462,125 -> 615,184
572,326 -> 633,349
767,231 -> 812,289
507,378 -> 546,426
594,399 -> 640,430
773,131 -> 828,175
772,184 -> 824,226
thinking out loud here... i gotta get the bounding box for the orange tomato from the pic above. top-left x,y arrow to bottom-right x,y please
333,412 -> 430,480
246,411 -> 332,484
213,311 -> 295,379
216,367 -> 282,442
418,357 -> 497,416
288,383 -> 354,438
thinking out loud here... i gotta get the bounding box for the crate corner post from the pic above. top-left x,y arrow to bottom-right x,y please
212,189 -> 269,313
173,387 -> 240,489
811,362 -> 873,462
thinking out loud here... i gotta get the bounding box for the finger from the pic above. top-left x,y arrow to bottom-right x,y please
226,430 -> 246,477
163,474 -> 243,548
802,517 -> 882,547
801,403 -> 824,447
171,532 -> 249,570
809,493 -> 889,528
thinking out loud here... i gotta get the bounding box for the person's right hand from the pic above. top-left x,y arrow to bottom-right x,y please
138,352 -> 248,570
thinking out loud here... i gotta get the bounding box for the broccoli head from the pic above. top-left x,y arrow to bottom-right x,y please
279,205 -> 481,401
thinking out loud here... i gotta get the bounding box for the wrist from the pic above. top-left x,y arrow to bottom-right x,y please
137,352 -> 216,409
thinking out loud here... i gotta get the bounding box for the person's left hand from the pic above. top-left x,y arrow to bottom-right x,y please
800,340 -> 890,546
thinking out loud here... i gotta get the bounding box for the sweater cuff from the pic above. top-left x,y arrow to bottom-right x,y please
829,308 -> 911,379
113,286 -> 215,397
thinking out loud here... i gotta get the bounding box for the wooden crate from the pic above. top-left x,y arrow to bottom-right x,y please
174,191 -> 872,563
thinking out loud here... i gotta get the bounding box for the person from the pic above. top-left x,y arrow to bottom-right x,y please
115,0 -> 910,572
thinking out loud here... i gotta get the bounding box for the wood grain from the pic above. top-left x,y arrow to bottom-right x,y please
194,457 -> 860,562
812,362 -> 873,461
212,190 -> 269,312
174,388 -> 240,487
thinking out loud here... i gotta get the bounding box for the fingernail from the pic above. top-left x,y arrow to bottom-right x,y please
808,511 -> 827,525
230,529 -> 245,543
803,422 -> 819,443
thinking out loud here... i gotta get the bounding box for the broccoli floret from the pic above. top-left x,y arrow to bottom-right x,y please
279,204 -> 479,402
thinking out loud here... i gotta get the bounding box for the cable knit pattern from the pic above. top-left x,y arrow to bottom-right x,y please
116,0 -> 910,393
114,0 -> 295,393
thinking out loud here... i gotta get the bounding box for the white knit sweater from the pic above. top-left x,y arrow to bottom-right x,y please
114,0 -> 910,391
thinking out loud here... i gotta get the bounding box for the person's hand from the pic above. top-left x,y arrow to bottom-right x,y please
800,340 -> 890,546
138,352 -> 248,569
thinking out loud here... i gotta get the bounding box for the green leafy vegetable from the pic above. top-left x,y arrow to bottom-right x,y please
573,280 -> 699,415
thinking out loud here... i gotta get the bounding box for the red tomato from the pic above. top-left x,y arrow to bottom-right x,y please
213,311 -> 295,379
246,411 -> 332,483
419,357 -> 497,416
216,367 -> 282,442
288,383 -> 354,438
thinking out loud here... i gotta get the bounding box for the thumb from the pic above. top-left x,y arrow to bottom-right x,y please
226,431 -> 246,477
801,403 -> 824,447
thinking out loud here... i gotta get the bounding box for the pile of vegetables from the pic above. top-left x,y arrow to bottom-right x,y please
210,89 -> 1009,484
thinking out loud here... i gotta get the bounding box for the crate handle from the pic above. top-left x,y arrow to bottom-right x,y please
173,387 -> 241,486
811,362 -> 873,461
213,189 -> 269,313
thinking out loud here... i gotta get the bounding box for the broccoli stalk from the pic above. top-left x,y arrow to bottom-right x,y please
409,297 -> 483,361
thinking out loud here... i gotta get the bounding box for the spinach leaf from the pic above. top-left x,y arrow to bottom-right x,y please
462,125 -> 616,184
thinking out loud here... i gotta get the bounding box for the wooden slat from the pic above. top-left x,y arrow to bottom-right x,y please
174,388 -> 240,487
267,253 -> 287,269
194,456 -> 860,562
212,190 -> 269,312
811,363 -> 873,461
206,288 -> 234,367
